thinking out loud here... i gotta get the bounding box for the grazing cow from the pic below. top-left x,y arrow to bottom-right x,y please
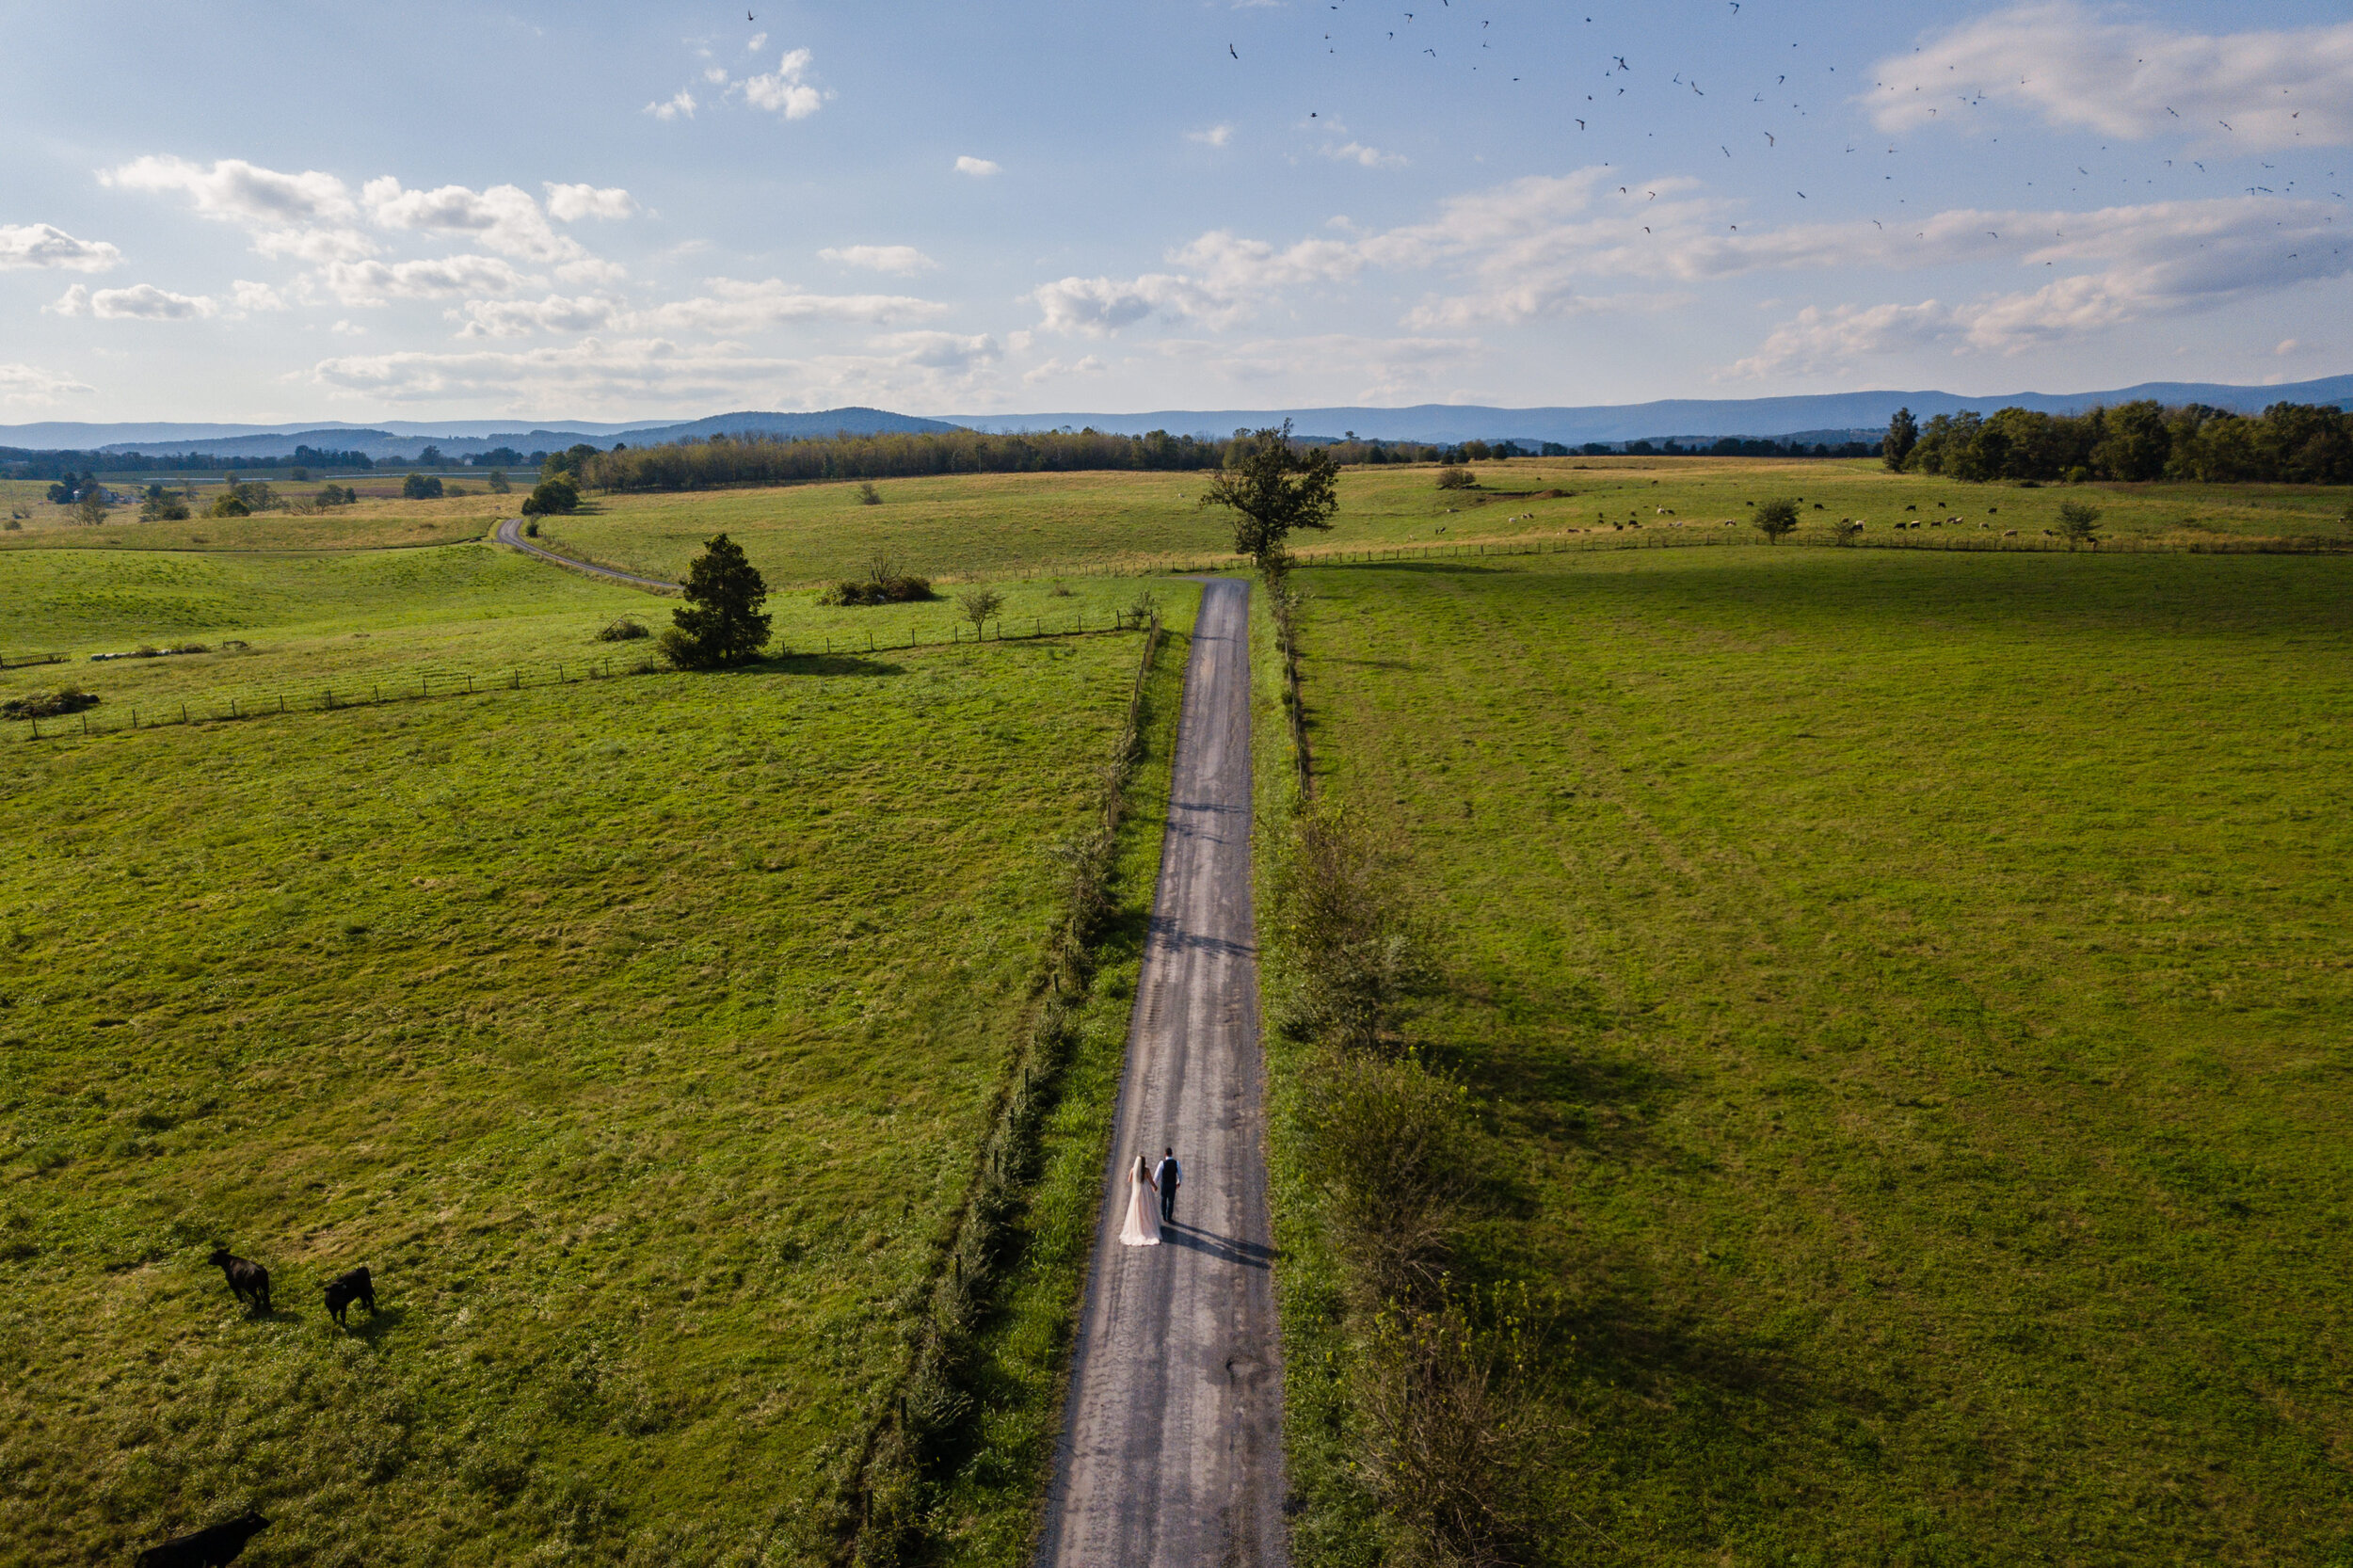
2004,529 -> 2019,536
136,1512 -> 270,1568
206,1248 -> 270,1315
323,1266 -> 376,1328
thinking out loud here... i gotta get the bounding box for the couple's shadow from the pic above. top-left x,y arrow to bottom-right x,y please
1157,1220 -> 1273,1271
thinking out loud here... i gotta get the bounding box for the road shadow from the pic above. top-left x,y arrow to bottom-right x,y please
1158,1222 -> 1274,1270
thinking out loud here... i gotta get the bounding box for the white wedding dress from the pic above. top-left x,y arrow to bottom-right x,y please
1118,1157 -> 1161,1246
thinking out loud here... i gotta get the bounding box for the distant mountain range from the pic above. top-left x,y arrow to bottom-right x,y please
4,377 -> 2346,461
0,408 -> 956,462
952,376 -> 2353,446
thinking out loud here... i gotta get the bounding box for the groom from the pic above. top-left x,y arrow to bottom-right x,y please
1155,1147 -> 1181,1224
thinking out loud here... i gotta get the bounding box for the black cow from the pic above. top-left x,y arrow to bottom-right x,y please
322,1266 -> 376,1328
206,1248 -> 271,1315
136,1511 -> 270,1567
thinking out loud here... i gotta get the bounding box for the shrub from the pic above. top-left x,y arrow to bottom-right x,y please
520,476 -> 580,516
1359,1291 -> 1561,1568
523,520 -> 539,537
1829,516 -> 1863,546
3,688 -> 100,720
957,587 -> 1005,634
1434,466 -> 1475,490
1753,497 -> 1801,543
401,472 -> 444,500
2057,499 -> 2104,548
594,616 -> 650,642
208,494 -> 251,519
3,520 -> 19,532
856,481 -> 883,505
487,470 -> 512,494
72,490 -> 111,526
820,575 -> 934,605
1299,1051 -> 1479,1302
312,484 -> 356,507
1275,806 -> 1436,1055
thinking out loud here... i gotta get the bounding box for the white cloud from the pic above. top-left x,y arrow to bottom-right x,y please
747,31 -> 767,51
250,225 -> 379,264
0,362 -> 96,407
545,184 -> 638,222
626,277 -> 950,332
1022,354 -> 1108,385
955,155 -> 1001,177
229,280 -> 287,314
1031,273 -> 1225,335
646,88 -> 698,120
1728,200 -> 2353,376
449,293 -> 620,339
819,244 -> 939,275
1152,332 -> 1482,401
331,319 -> 367,336
1325,141 -> 1406,169
321,254 -> 537,306
1032,230 -> 1360,335
1189,124 -> 1234,148
362,178 -> 584,264
1866,3 -> 2353,152
307,332 -> 999,409
51,282 -> 218,320
103,154 -> 356,225
743,48 -> 825,119
0,223 -> 123,272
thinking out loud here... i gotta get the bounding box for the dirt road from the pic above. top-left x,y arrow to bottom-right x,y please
494,517 -> 677,593
1035,576 -> 1287,1568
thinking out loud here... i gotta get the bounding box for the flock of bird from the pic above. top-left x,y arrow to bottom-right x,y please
1198,1 -> 2343,250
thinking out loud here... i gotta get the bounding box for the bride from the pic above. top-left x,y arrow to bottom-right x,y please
1118,1153 -> 1161,1246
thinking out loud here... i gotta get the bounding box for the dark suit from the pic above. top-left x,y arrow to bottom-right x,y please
1155,1157 -> 1181,1222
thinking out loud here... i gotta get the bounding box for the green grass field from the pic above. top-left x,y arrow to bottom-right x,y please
1272,544 -> 2353,1563
0,522 -> 1195,1564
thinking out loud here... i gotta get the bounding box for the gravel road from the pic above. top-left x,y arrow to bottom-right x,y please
1035,576 -> 1287,1568
494,517 -> 678,593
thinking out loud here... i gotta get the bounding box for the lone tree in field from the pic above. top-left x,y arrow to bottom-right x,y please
1199,420 -> 1340,576
1882,407 -> 1918,471
1753,497 -> 1801,544
958,586 -> 1004,636
662,533 -> 772,667
2057,499 -> 2103,550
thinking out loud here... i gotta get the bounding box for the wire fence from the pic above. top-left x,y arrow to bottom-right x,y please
11,611 -> 1154,744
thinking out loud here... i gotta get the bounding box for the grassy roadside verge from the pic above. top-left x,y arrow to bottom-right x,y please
1247,577 -> 1385,1568
841,582 -> 1203,1567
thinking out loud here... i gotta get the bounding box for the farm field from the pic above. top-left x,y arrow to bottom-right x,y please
0,525 -> 1199,1564
1274,546 -> 2353,1562
12,460 -> 2346,577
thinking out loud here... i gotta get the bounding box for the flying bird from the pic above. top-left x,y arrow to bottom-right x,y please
1765,132 -> 1775,146
1577,119 -> 1585,129
1230,42 -> 1239,56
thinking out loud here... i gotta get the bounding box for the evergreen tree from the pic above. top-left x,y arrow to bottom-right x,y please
662,534 -> 772,667
1882,407 -> 1918,471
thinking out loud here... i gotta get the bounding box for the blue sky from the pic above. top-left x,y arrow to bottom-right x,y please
2,0 -> 2348,423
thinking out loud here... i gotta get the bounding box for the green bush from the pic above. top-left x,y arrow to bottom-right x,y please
520,476 -> 579,516
1299,1051 -> 1479,1302
1434,466 -> 1475,490
402,472 -> 444,500
1753,496 -> 1801,542
2057,499 -> 2104,548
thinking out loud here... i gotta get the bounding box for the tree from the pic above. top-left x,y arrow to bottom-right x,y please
139,483 -> 190,521
661,534 -> 771,667
416,445 -> 443,469
1197,420 -> 1340,575
1435,466 -> 1475,491
1753,497 -> 1800,543
520,475 -> 578,515
2057,499 -> 2102,549
72,488 -> 110,526
1882,407 -> 1918,471
856,481 -> 882,505
401,472 -> 444,500
487,470 -> 511,494
958,586 -> 1004,635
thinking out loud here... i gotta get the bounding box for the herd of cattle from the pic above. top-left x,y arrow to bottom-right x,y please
131,1252 -> 379,1563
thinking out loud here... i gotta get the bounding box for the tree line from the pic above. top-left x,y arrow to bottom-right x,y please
0,443 -> 378,480
1882,400 -> 2353,484
578,427 -> 1236,491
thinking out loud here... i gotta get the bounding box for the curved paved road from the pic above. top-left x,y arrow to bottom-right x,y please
1036,576 -> 1287,1568
495,517 -> 678,593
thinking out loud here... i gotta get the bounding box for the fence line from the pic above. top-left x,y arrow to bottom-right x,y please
13,610 -> 1153,744
0,652 -> 68,670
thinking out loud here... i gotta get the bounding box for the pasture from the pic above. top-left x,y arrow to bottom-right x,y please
0,524 -> 1196,1564
11,459 -> 2345,583
1273,545 -> 2353,1562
